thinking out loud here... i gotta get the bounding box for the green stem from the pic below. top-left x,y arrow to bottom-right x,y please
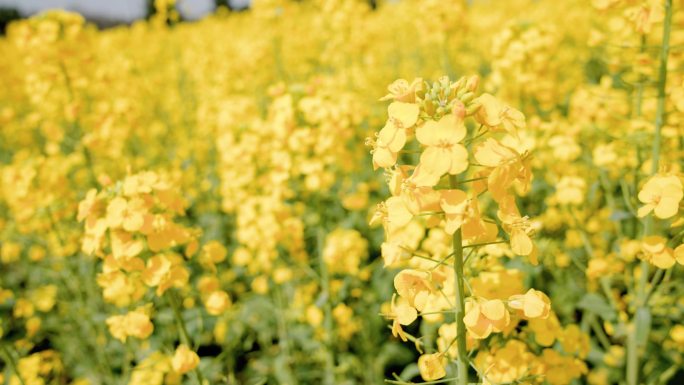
628,2 -> 673,385
273,284 -> 298,385
648,3 -> 672,178
588,314 -> 612,351
455,176 -> 487,184
412,253 -> 451,266
599,277 -> 623,322
647,266 -> 674,306
317,228 -> 336,385
644,268 -> 665,300
448,175 -> 468,385
598,170 -> 624,237
122,341 -> 132,383
619,180 -> 638,216
167,291 -> 206,385
463,240 -> 506,249
626,327 -> 639,385
634,35 -> 647,117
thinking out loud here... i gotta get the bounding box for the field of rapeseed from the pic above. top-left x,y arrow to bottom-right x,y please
0,0 -> 683,384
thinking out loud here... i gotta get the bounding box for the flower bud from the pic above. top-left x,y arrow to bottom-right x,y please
459,91 -> 475,104
466,75 -> 479,91
451,99 -> 467,120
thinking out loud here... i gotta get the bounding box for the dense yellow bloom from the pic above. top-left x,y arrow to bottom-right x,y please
4,0 -> 679,382
323,228 -> 368,275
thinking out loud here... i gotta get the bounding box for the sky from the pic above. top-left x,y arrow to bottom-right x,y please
0,0 -> 250,21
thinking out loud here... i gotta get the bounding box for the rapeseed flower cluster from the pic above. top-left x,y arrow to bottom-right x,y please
372,76 -> 587,384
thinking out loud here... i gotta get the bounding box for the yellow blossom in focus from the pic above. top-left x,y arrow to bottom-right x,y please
508,289 -> 551,319
414,115 -> 468,185
380,78 -> 422,103
371,102 -> 418,169
463,298 -> 510,339
474,93 -> 525,137
637,174 -> 683,219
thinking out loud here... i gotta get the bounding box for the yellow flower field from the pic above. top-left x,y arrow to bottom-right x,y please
0,0 -> 683,384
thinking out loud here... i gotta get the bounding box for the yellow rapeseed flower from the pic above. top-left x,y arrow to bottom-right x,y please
637,174 -> 683,219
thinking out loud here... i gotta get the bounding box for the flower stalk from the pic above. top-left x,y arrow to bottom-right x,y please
627,1 -> 673,384
449,175 -> 468,385
318,227 -> 336,385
